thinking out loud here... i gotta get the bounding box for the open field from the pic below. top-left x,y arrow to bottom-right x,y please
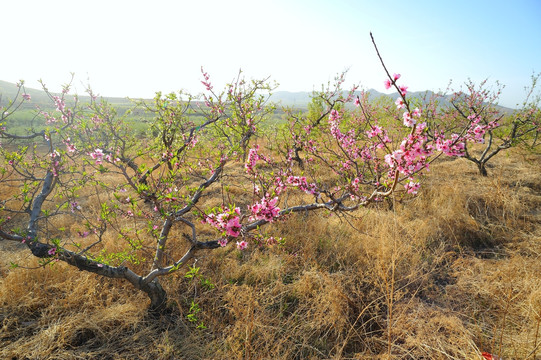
1,146 -> 540,359
2,0 -> 540,357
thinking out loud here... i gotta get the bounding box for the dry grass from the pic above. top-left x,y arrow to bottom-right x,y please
1,147 -> 541,359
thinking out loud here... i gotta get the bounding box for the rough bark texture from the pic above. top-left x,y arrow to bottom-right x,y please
478,162 -> 488,177
14,239 -> 169,313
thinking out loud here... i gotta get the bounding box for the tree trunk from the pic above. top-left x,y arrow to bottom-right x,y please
292,147 -> 304,170
142,280 -> 168,315
25,241 -> 169,314
478,162 -> 488,176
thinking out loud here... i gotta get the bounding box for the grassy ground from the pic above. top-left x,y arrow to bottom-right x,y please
1,148 -> 541,359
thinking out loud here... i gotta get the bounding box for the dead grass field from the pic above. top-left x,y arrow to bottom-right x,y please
1,148 -> 541,359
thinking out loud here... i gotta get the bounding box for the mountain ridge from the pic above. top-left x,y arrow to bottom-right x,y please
1,80 -> 514,112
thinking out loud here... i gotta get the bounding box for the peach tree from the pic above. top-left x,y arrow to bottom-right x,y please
423,75 -> 541,176
0,37 -> 479,313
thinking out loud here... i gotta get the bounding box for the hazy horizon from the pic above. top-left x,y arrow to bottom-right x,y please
3,0 -> 541,108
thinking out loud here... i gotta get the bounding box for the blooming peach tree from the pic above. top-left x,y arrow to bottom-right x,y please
0,37 -> 479,313
423,75 -> 541,176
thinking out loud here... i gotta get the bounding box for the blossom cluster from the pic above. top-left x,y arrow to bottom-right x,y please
245,145 -> 260,174
50,150 -> 61,176
401,108 -> 422,127
249,196 -> 280,222
403,179 -> 421,195
434,132 -> 466,156
70,201 -> 82,213
382,73 -> 472,188
465,114 -> 499,143
328,109 -> 362,160
53,96 -> 65,112
63,137 -> 77,153
384,73 -> 401,90
41,111 -> 57,124
182,133 -> 199,149
201,68 -> 213,91
90,149 -> 104,164
384,125 -> 433,178
286,176 -> 318,195
89,148 -> 120,165
203,206 -> 242,246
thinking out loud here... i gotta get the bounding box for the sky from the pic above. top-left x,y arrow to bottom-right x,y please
3,0 -> 541,108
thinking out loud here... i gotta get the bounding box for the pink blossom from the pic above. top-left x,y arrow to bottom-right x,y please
48,247 -> 56,256
204,207 -> 243,237
350,177 -> 361,195
53,96 -> 65,112
473,125 -> 484,135
162,151 -> 173,160
266,237 -> 278,246
403,112 -> 416,127
225,216 -> 242,237
384,79 -> 392,90
236,240 -> 248,250
70,201 -> 81,213
22,93 -> 31,101
66,143 -> 76,153
218,238 -> 228,247
404,180 -> 420,195
250,196 -> 281,222
435,133 -> 465,157
91,115 -> 103,124
201,67 -> 213,91
366,125 -> 383,138
245,145 -> 260,174
287,176 -> 318,195
64,137 -> 75,151
329,109 -> 340,122
395,98 -> 405,109
90,149 -> 104,165
399,86 -> 408,96
393,73 -> 401,81
274,177 -> 287,195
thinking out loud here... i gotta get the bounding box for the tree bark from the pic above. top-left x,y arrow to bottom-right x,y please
478,162 -> 488,176
141,280 -> 167,314
18,240 -> 170,314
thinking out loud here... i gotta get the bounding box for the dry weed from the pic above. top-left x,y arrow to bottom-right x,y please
1,147 -> 541,359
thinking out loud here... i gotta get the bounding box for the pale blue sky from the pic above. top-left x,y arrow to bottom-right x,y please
3,0 -> 540,107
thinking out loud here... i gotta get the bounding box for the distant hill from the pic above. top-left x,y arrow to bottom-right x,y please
1,80 -> 514,113
270,91 -> 314,108
0,80 -> 133,109
0,80 -> 52,107
271,89 -> 447,108
270,89 -> 515,113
